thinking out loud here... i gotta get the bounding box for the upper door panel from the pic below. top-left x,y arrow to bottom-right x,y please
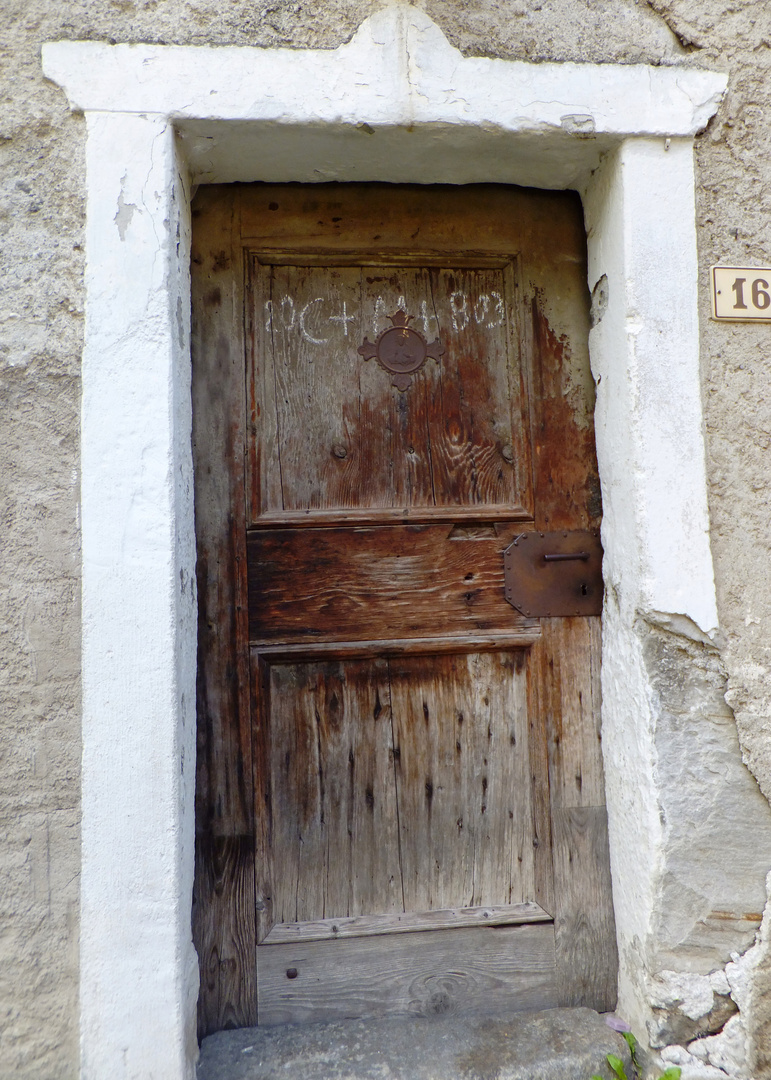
241,183 -> 593,529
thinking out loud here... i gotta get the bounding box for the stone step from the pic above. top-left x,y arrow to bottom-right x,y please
197,1006 -> 633,1080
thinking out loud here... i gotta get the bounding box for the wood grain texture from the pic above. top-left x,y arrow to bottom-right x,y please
192,187 -> 253,837
253,648 -> 545,932
193,836 -> 257,1036
238,183 -> 587,262
527,618 -> 614,987
257,923 -> 557,1026
552,807 -> 618,1011
389,651 -> 535,913
192,187 -> 256,1035
253,629 -> 540,662
263,902 -> 551,944
525,641 -> 556,918
248,524 -> 533,645
262,658 -> 403,933
251,504 -> 531,527
541,616 -> 605,809
529,290 -> 600,534
247,260 -> 530,521
425,265 -> 528,513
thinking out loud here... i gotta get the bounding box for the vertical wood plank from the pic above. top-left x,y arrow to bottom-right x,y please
265,658 -> 402,927
191,185 -> 256,1036
528,261 -> 600,534
246,257 -> 283,522
251,653 -> 275,947
359,267 -> 437,510
533,618 -> 615,1009
193,836 -> 257,1035
389,651 -> 534,913
525,633 -> 556,918
192,186 -> 253,837
427,267 -> 524,511
269,264 -> 363,513
541,616 -> 605,809
552,806 -> 618,1010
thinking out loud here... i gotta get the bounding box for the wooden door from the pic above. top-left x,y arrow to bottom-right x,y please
192,184 -> 617,1037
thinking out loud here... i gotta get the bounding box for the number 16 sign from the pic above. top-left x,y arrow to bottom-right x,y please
712,266 -> 771,321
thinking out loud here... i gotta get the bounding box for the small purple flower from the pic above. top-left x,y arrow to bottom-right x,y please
605,1014 -> 632,1033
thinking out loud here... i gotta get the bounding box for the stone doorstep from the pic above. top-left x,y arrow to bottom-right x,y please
197,1007 -> 633,1080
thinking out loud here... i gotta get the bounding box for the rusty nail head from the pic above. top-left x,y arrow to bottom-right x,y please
286,968 -> 298,979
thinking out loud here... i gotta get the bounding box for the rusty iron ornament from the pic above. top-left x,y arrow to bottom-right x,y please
358,309 -> 445,391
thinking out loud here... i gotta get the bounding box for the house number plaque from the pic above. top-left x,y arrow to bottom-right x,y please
358,309 -> 445,391
711,265 -> 771,321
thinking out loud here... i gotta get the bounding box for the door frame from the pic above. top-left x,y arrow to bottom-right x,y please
44,10 -> 726,1079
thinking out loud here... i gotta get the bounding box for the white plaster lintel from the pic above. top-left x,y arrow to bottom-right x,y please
43,6 -> 726,138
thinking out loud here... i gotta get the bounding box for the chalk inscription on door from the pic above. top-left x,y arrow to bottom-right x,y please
191,183 -> 618,1037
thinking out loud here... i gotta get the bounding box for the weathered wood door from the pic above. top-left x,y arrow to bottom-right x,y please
192,184 -> 616,1036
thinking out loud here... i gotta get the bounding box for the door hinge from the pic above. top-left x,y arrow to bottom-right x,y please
503,530 -> 603,617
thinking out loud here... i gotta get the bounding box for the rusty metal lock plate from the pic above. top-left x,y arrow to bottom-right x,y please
503,530 -> 603,617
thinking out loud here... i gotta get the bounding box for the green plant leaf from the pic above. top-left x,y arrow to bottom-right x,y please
658,1069 -> 682,1080
591,1075 -> 604,1080
622,1031 -> 637,1056
607,1053 -> 628,1080
617,1028 -> 634,1071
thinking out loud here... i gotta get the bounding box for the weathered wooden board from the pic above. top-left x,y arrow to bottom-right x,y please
192,189 -> 253,839
552,806 -> 618,1010
247,524 -> 534,644
247,260 -> 529,522
254,649 -> 544,930
525,647 -> 556,918
193,836 -> 257,1033
540,617 -> 605,809
254,628 -> 541,662
263,901 -> 551,944
389,651 -> 536,913
529,287 -> 599,535
257,923 -> 557,1026
251,505 -> 532,527
192,188 -> 256,1037
528,618 -> 614,1005
261,658 -> 403,934
238,183 -> 586,263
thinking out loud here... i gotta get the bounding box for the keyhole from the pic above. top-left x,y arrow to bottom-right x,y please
581,582 -> 588,596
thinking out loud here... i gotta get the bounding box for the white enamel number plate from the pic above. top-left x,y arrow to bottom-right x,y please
711,265 -> 771,321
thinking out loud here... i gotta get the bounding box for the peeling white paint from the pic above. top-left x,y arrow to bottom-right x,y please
41,6 -> 736,1078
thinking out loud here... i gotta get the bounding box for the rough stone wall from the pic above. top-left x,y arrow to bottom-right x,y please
3,1 -> 771,1077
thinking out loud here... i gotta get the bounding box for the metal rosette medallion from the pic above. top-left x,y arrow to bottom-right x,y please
358,309 -> 445,391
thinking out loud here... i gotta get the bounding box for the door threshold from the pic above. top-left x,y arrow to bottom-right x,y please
197,1007 -> 630,1080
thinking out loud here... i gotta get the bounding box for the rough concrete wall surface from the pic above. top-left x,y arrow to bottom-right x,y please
2,1 -> 771,1078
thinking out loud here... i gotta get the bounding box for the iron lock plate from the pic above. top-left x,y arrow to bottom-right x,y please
503,530 -> 603,618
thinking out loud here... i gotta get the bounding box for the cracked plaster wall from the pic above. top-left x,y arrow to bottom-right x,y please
3,0 -> 771,1077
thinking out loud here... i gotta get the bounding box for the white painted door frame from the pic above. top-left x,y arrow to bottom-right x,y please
44,8 -> 726,1078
